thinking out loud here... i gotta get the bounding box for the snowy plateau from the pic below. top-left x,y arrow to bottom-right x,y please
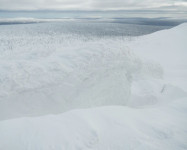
0,22 -> 187,150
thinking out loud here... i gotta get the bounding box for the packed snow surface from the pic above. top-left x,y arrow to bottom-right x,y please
0,23 -> 187,150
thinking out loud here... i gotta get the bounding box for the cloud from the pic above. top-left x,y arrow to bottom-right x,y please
0,0 -> 187,10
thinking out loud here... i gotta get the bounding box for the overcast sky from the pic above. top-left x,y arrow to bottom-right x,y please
0,0 -> 187,11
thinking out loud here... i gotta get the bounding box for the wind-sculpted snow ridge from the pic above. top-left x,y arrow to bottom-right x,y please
127,23 -> 187,108
0,23 -> 187,150
127,23 -> 187,107
0,22 -> 146,120
0,23 -> 186,120
0,98 -> 187,150
0,22 -> 172,120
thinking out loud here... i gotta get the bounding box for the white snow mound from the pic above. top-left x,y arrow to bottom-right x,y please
0,22 -> 162,119
0,23 -> 187,150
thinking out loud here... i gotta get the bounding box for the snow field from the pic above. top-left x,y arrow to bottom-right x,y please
0,23 -> 187,150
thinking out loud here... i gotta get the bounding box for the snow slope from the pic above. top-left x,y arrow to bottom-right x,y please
0,23 -> 143,120
127,23 -> 187,107
128,23 -> 187,91
0,99 -> 187,150
0,23 -> 187,150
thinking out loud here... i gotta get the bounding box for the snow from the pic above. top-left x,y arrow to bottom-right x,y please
128,24 -> 187,105
129,23 -> 187,66
0,23 -> 187,150
0,23 -> 141,119
0,99 -> 187,150
127,23 -> 187,107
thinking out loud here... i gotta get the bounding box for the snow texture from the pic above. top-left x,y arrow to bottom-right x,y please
0,23 -> 187,150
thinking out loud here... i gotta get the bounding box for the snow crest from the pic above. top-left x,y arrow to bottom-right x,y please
0,23 -> 187,150
0,23 -> 144,119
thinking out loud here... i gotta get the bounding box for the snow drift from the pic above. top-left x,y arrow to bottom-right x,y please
0,98 -> 187,150
127,23 -> 187,107
0,23 -> 187,150
0,37 -> 138,119
0,22 -> 160,120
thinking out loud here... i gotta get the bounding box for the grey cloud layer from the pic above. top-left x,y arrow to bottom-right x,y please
0,0 -> 187,10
